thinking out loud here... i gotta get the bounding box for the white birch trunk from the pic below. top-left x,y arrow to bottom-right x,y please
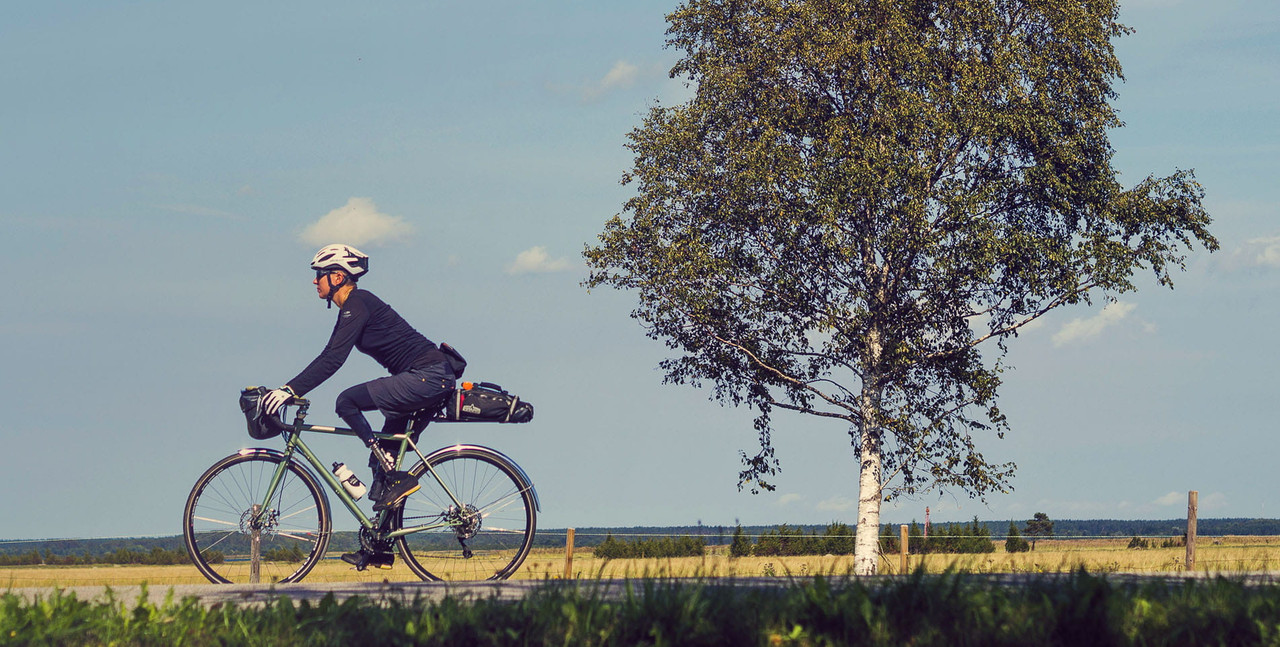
852,330 -> 884,575
852,405 -> 883,575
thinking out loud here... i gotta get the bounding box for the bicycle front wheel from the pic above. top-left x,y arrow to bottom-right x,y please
183,451 -> 331,584
394,446 -> 536,581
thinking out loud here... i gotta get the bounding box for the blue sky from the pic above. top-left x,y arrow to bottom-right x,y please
2,0 -> 1277,541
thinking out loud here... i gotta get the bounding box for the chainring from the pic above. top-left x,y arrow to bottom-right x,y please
359,526 -> 395,554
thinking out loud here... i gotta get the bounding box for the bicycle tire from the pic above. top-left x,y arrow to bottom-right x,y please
394,446 -> 537,581
183,451 -> 331,584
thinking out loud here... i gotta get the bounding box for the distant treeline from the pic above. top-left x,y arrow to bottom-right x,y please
587,521 -> 992,558
594,534 -> 706,560
3,518 -> 1274,559
0,547 -> 197,567
0,545 -> 305,567
729,523 -> 856,557
879,518 -> 996,555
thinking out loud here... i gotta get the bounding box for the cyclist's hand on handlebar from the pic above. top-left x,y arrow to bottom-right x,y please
263,386 -> 297,415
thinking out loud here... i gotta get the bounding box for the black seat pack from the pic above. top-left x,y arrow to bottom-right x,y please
445,382 -> 533,423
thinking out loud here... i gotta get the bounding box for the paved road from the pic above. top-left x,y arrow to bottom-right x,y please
10,572 -> 1280,608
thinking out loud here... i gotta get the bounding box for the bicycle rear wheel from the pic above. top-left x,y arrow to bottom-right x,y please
394,446 -> 536,581
183,451 -> 331,584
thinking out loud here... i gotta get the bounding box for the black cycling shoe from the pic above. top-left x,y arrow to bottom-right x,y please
341,549 -> 394,571
372,471 -> 420,512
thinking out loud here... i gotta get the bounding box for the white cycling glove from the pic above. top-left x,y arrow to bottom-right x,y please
263,386 -> 296,415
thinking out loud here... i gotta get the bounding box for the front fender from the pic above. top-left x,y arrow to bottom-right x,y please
235,447 -> 324,484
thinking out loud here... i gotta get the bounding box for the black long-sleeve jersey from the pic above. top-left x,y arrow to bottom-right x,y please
287,289 -> 437,396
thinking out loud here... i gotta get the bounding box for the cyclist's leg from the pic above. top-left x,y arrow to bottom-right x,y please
335,383 -> 379,446
380,414 -> 411,449
366,362 -> 455,421
366,364 -> 454,510
369,415 -> 410,491
340,363 -> 453,479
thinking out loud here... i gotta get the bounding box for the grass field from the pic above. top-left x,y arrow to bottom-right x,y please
6,537 -> 1280,589
9,570 -> 1280,645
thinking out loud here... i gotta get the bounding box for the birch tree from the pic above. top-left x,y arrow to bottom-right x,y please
584,0 -> 1217,574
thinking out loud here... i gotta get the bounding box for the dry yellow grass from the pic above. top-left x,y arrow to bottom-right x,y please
538,537 -> 1280,579
6,538 -> 1280,589
888,536 -> 1280,576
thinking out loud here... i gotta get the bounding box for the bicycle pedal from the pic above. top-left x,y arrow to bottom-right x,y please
341,552 -> 368,571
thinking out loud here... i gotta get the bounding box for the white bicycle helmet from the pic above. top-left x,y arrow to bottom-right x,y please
310,244 -> 369,279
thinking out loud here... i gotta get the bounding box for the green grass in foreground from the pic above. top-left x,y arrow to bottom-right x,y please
5,572 -> 1280,646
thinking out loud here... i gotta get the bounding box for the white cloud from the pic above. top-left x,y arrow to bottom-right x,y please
1153,491 -> 1226,510
1051,301 -> 1137,346
581,60 -> 640,100
507,246 -> 572,274
815,496 -> 856,512
299,197 -> 413,247
776,493 -> 803,506
1223,235 -> 1280,269
601,61 -> 639,88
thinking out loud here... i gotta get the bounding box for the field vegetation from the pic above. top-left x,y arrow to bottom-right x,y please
7,572 -> 1280,645
9,537 -> 1280,589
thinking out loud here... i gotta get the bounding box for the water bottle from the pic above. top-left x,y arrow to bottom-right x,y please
332,462 -> 367,500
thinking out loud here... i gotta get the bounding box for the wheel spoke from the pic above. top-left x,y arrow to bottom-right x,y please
193,516 -> 239,528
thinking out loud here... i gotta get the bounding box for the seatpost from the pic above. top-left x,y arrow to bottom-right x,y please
370,444 -> 397,472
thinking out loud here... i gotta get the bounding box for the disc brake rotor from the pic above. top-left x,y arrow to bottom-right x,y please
448,504 -> 482,540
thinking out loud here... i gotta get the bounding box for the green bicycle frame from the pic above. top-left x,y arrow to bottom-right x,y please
251,400 -> 468,537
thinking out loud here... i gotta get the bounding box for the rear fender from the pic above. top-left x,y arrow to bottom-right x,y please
420,444 -> 540,512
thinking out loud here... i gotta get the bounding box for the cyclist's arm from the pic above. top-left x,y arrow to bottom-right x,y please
286,295 -> 370,396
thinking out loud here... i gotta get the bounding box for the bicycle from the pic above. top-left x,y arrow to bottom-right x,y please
182,395 -> 539,584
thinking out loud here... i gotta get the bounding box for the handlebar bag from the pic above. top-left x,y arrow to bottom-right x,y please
239,386 -> 285,440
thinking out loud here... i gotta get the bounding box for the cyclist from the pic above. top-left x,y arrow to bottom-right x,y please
262,243 -> 461,570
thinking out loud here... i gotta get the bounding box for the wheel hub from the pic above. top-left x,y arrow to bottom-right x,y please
447,504 -> 482,540
239,507 -> 279,535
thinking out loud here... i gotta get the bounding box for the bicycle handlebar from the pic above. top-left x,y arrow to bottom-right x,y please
263,397 -> 312,433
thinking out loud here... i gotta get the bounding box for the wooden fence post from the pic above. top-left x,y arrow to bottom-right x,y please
900,525 -> 908,574
564,528 -> 576,579
1186,491 -> 1197,571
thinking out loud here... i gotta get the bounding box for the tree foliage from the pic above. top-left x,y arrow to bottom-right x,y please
1005,521 -> 1031,553
880,518 -> 995,554
1024,511 -> 1055,550
729,522 -> 856,556
730,524 -> 754,557
585,0 -> 1216,573
593,533 -> 707,560
0,546 -> 200,566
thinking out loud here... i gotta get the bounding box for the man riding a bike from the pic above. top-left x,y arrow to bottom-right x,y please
262,243 -> 462,570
